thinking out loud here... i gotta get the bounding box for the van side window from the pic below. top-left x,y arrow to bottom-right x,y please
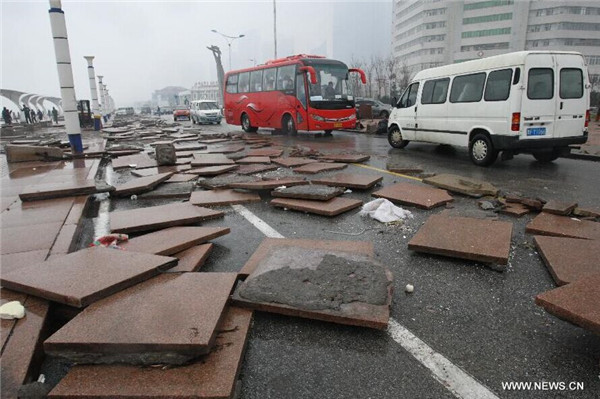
527,68 -> 553,100
450,73 -> 486,103
263,68 -> 277,91
226,74 -> 238,94
398,82 -> 419,108
560,68 -> 583,99
238,72 -> 250,93
421,78 -> 449,104
250,70 -> 263,92
484,69 -> 512,101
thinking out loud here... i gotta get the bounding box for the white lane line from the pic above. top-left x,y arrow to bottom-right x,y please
387,319 -> 499,399
232,204 -> 498,399
231,204 -> 284,238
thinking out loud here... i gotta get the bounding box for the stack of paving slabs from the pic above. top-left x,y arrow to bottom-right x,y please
318,153 -> 370,163
233,238 -> 392,329
408,214 -> 513,268
312,173 -> 383,190
270,184 -> 362,216
422,174 -> 499,198
372,182 -> 453,210
111,172 -> 173,197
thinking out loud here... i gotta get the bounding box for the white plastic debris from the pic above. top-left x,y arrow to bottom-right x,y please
0,301 -> 26,319
359,198 -> 413,223
275,185 -> 287,190
130,194 -> 138,200
344,189 -> 352,194
405,284 -> 414,293
37,374 -> 46,383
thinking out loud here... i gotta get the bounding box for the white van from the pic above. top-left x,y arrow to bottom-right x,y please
388,51 -> 590,166
190,100 -> 222,125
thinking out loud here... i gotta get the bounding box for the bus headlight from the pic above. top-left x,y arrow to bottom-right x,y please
311,114 -> 325,121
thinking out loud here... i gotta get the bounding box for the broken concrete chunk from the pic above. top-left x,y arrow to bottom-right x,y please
5,144 -> 64,163
499,202 -> 530,217
542,200 -> 577,216
197,174 -> 261,189
272,184 -> 345,201
0,300 -> 25,319
505,194 -> 545,210
422,174 -> 499,198
155,143 -> 177,166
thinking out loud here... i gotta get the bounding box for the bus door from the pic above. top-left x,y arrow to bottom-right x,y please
295,74 -> 309,131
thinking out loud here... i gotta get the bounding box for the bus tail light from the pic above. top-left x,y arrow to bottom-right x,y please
585,109 -> 590,128
511,112 -> 520,132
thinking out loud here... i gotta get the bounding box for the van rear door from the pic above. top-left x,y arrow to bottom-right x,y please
521,53 -> 556,140
554,54 -> 587,138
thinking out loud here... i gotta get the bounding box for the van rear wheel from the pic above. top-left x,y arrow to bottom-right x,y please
533,148 -> 560,163
469,133 -> 498,166
387,126 -> 409,148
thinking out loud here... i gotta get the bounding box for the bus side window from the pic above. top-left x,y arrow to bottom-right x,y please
238,72 -> 250,93
484,69 -> 512,101
527,68 -> 553,100
250,70 -> 263,92
226,74 -> 238,94
263,68 -> 276,91
277,65 -> 296,91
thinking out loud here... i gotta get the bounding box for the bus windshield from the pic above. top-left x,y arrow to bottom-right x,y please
307,63 -> 353,110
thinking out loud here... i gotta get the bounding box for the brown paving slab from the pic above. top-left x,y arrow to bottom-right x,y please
372,182 -> 453,210
0,197 -> 73,228
272,184 -> 345,201
408,214 -> 513,265
533,236 -> 600,286
184,164 -> 239,176
109,202 -> 224,234
112,154 -> 157,170
207,144 -> 245,154
130,165 -> 191,177
19,180 -> 110,202
5,144 -> 64,162
111,173 -> 173,197
535,274 -> 600,335
197,138 -> 230,144
573,207 -> 600,218
0,250 -> 49,275
542,200 -> 578,215
422,174 -> 499,198
190,189 -> 261,207
1,288 -> 28,349
137,182 -> 194,200
168,243 -> 214,272
232,245 -> 392,329
319,154 -> 370,163
499,203 -> 530,217
247,148 -> 284,157
47,306 -> 253,398
120,226 -> 230,256
164,173 -> 197,183
64,196 -> 89,225
271,197 -> 362,216
0,247 -> 178,308
49,224 -> 78,256
191,153 -> 236,167
525,212 -> 600,240
236,156 -> 272,164
1,295 -> 50,399
237,164 -> 279,175
293,162 -> 348,174
175,158 -> 191,165
0,222 -> 63,255
312,173 -> 383,189
44,273 -> 237,364
239,238 -> 374,278
229,178 -> 308,190
272,157 -> 319,167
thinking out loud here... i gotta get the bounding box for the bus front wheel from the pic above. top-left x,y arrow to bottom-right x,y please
282,114 -> 297,136
241,113 -> 257,132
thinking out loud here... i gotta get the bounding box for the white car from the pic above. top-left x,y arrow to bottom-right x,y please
190,100 -> 222,124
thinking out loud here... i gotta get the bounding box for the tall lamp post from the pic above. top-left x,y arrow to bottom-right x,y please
210,29 -> 245,70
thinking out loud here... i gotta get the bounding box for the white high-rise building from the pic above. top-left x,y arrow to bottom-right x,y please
392,0 -> 600,88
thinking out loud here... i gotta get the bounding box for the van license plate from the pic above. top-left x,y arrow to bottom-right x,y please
334,123 -> 342,128
527,127 -> 546,136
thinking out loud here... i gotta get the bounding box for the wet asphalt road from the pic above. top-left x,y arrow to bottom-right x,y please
61,120 -> 600,398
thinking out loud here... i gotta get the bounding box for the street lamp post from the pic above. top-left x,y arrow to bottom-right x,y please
210,29 -> 245,70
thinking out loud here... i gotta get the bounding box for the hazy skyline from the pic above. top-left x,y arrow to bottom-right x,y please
1,0 -> 392,108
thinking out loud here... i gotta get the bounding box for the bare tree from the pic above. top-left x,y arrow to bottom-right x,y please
372,55 -> 386,100
207,45 -> 224,106
363,57 -> 375,98
397,62 -> 411,94
349,55 -> 364,98
385,56 -> 398,100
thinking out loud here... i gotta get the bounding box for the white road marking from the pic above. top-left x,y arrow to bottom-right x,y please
231,204 -> 284,238
232,204 -> 499,399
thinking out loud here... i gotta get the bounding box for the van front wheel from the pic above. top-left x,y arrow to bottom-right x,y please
387,126 -> 409,148
469,133 -> 498,166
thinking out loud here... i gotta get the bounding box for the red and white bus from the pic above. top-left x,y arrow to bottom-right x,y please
223,54 -> 366,135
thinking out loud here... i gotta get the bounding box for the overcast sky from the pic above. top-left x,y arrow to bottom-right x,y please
1,0 -> 392,108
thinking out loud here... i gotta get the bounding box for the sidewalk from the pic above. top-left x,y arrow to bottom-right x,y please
567,119 -> 600,161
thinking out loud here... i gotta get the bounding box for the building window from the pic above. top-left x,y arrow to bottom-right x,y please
463,12 -> 512,25
462,27 -> 511,38
463,0 -> 514,11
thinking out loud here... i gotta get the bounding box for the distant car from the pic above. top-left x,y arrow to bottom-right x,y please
355,98 -> 392,119
190,100 -> 222,124
173,105 -> 191,121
